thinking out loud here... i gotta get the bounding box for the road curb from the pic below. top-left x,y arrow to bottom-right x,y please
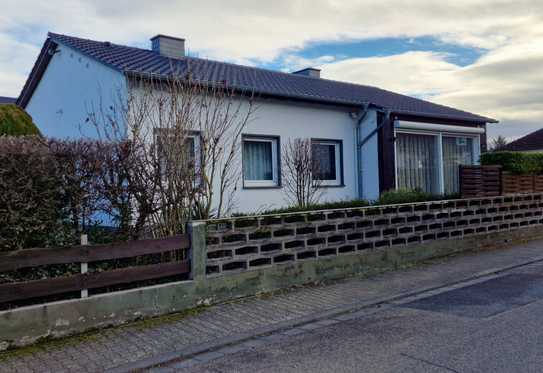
107,254 -> 543,372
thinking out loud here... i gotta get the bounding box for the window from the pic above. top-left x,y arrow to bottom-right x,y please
443,136 -> 474,194
395,131 -> 478,194
312,140 -> 343,186
155,129 -> 200,182
242,136 -> 279,187
396,133 -> 439,193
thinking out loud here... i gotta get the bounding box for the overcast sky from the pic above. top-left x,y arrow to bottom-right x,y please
1,0 -> 542,141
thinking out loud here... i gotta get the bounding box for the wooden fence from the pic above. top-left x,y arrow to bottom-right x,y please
460,165 -> 502,198
461,165 -> 543,198
0,235 -> 190,306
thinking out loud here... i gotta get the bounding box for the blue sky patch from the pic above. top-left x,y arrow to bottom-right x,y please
260,36 -> 486,71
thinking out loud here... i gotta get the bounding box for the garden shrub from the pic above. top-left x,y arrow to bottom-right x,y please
0,104 -> 41,136
481,152 -> 543,175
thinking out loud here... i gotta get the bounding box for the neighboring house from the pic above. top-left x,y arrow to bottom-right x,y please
17,32 -> 497,212
0,96 -> 17,105
502,129 -> 543,153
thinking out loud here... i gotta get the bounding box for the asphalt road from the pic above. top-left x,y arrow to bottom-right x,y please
164,260 -> 543,373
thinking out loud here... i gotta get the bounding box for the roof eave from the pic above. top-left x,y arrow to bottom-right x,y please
17,38 -> 57,108
393,109 -> 498,125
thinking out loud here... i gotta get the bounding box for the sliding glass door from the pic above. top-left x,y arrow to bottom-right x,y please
396,133 -> 440,193
442,136 -> 474,194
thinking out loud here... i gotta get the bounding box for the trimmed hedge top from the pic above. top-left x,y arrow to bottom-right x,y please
0,104 -> 41,137
481,152 -> 543,175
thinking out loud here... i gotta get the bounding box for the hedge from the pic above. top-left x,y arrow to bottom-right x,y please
233,189 -> 458,217
0,104 -> 41,136
481,152 -> 543,175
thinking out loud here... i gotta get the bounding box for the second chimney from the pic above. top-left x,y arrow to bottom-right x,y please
151,34 -> 185,58
292,67 -> 321,78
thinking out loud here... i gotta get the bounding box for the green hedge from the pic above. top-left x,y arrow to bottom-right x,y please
376,189 -> 458,205
0,104 -> 41,137
480,152 -> 543,175
233,189 -> 458,217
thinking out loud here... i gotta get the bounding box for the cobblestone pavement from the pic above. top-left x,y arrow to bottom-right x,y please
1,241 -> 543,373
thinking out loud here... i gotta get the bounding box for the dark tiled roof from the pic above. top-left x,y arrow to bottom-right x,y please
19,33 -> 496,123
0,96 -> 16,104
503,128 -> 543,152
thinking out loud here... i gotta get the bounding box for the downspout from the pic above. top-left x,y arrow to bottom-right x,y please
356,107 -> 391,199
354,104 -> 370,199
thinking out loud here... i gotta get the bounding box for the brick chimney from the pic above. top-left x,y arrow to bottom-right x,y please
151,34 -> 185,58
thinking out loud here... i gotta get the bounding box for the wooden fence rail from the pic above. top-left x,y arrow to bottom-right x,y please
0,235 -> 190,305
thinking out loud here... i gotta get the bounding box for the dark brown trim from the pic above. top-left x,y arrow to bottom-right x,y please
378,113 -> 396,193
17,38 -> 57,108
480,124 -> 488,153
393,113 -> 488,128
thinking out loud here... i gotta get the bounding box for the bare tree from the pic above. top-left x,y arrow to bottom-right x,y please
86,69 -> 256,237
490,135 -> 509,152
282,138 -> 323,208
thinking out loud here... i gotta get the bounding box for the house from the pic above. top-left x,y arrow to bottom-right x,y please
17,33 -> 497,212
0,96 -> 17,105
502,129 -> 543,153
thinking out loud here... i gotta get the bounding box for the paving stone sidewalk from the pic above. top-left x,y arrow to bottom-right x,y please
2,240 -> 543,373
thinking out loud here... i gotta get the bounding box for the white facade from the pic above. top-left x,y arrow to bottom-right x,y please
231,100 -> 362,213
24,42 -> 483,215
26,43 -> 127,139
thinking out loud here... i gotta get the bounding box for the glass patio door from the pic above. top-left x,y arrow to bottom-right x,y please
396,133 -> 439,193
442,136 -> 474,194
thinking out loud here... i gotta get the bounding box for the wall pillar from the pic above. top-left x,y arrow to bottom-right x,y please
187,221 -> 207,282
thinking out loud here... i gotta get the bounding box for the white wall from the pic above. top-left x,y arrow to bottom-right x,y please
25,46 -> 385,214
231,100 -> 360,214
26,43 -> 127,139
358,110 -> 380,201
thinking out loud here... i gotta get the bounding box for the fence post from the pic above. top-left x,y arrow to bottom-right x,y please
80,234 -> 89,298
187,221 -> 207,282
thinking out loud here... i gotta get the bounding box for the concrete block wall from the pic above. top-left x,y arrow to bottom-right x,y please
204,193 -> 543,276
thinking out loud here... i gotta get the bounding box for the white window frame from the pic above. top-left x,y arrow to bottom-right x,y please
187,133 -> 202,186
394,125 -> 480,195
242,136 -> 279,188
312,139 -> 343,187
154,129 -> 202,186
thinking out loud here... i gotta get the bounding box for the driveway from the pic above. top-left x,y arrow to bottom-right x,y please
161,258 -> 543,372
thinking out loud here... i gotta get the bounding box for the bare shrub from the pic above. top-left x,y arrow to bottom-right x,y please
282,138 -> 323,208
86,71 -> 256,236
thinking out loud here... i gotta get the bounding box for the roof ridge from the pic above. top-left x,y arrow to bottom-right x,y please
21,32 -> 496,123
48,32 -> 382,88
